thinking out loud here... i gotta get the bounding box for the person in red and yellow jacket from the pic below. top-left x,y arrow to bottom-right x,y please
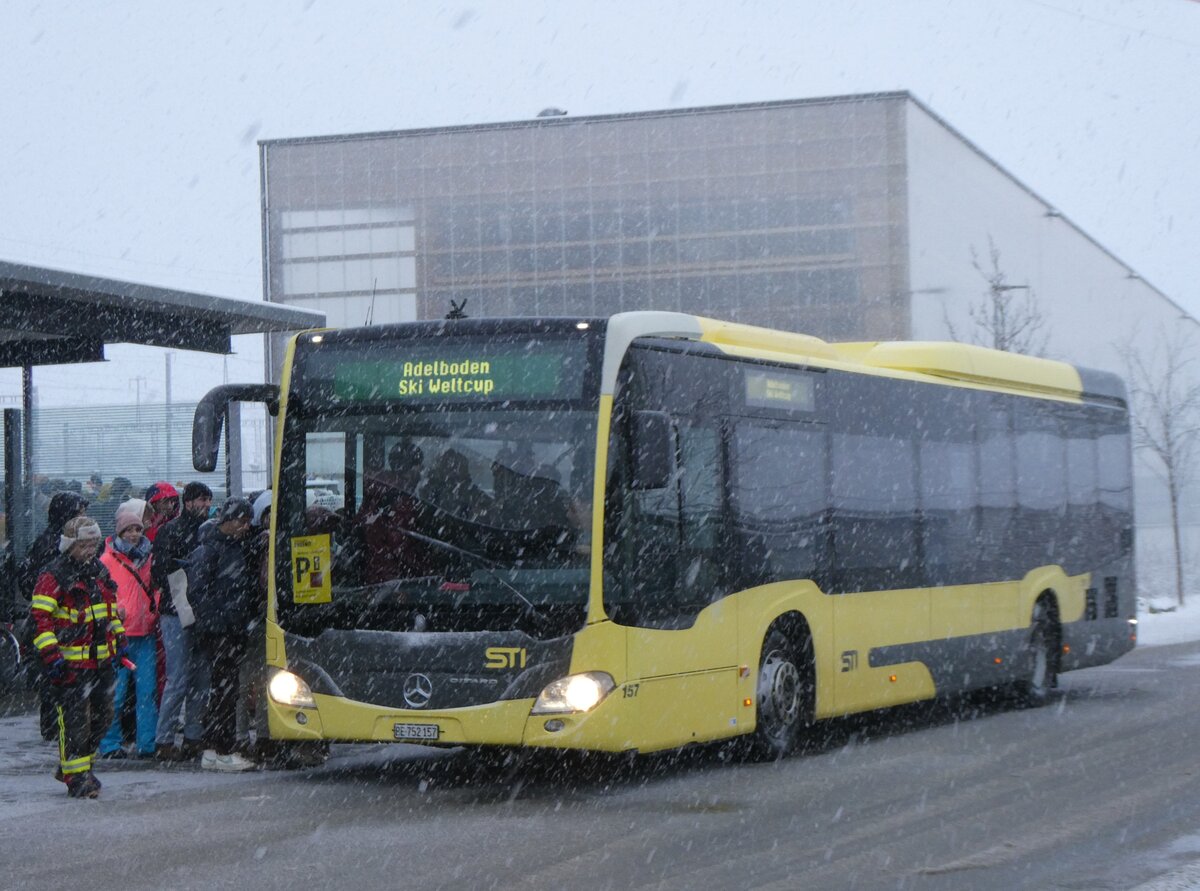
97,501 -> 160,758
31,516 -> 128,799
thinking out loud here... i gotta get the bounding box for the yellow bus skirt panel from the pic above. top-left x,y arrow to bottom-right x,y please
619,596 -> 740,752
830,584 -> 932,715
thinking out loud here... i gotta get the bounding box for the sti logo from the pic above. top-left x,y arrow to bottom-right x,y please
484,647 -> 528,670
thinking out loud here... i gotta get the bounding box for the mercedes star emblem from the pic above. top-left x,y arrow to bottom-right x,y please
403,673 -> 434,709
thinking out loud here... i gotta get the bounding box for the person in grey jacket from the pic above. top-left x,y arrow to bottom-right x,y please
187,497 -> 257,772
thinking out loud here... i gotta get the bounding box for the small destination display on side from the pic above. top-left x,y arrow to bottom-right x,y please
744,368 -> 816,411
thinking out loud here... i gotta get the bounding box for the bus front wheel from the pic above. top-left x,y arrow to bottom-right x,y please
1015,600 -> 1059,707
749,627 -> 812,761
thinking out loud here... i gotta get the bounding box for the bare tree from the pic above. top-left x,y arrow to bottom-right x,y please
945,237 -> 1049,355
1121,328 -> 1200,607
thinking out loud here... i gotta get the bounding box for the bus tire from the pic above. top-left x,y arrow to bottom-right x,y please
749,626 -> 813,761
1015,599 -> 1059,707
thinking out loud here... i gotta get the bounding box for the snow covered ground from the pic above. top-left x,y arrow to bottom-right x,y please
1136,600 -> 1200,648
0,602 -> 1195,825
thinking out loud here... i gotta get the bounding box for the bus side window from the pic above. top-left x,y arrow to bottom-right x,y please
1063,411 -> 1100,567
1013,400 -> 1067,571
731,421 -> 827,589
919,436 -> 977,586
829,430 -> 919,592
1096,415 -> 1133,560
976,400 -> 1016,581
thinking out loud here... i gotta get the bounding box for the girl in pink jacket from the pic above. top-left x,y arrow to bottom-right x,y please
97,499 -> 160,758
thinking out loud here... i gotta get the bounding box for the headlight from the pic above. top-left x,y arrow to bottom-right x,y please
531,671 -> 615,715
268,669 -> 316,708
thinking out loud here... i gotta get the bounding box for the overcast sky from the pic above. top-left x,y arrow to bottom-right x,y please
2,0 -> 1197,406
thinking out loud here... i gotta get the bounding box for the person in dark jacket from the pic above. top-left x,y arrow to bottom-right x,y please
151,482 -> 213,761
18,491 -> 89,740
187,497 -> 257,772
18,492 -> 89,598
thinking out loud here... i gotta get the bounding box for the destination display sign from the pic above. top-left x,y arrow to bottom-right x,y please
744,368 -> 816,411
304,340 -> 588,404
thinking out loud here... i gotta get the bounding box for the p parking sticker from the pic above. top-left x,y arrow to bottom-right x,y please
292,534 -> 332,604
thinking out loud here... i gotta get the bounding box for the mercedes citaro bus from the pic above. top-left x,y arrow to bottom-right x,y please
193,312 -> 1136,759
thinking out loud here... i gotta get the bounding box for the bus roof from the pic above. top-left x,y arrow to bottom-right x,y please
601,311 -> 1124,406
292,311 -> 1124,407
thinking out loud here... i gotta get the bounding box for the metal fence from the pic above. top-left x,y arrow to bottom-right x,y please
20,401 -> 270,540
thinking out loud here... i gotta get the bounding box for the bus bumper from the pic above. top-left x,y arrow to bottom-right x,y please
265,686 -> 637,752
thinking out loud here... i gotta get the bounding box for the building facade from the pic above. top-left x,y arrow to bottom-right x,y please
260,95 -> 919,368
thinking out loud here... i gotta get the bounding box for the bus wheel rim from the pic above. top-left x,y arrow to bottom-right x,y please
759,650 -> 801,732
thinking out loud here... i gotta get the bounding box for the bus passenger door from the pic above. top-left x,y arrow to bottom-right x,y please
611,417 -> 741,751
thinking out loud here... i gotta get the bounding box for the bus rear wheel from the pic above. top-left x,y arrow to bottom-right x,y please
1015,601 -> 1059,707
749,628 -> 811,761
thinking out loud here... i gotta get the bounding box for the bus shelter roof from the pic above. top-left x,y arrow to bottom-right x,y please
0,259 -> 325,366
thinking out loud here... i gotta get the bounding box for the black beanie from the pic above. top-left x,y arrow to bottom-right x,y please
182,482 -> 213,502
217,497 -> 253,523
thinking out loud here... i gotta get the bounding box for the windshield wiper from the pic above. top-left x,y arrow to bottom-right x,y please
394,527 -> 553,632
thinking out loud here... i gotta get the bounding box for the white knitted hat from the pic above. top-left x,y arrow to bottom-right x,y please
59,518 -> 102,553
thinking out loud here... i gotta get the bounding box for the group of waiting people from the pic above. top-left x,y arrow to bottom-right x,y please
22,482 -> 272,798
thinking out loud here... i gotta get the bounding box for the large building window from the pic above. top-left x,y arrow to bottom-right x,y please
276,206 -> 417,328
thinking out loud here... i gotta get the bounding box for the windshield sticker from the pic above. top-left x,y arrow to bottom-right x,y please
292,534 -> 333,604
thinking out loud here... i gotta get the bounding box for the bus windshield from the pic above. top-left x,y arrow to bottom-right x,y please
275,329 -> 599,637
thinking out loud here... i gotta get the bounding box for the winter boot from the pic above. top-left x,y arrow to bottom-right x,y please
65,772 -> 101,799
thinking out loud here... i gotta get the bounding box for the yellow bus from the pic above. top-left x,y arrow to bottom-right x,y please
194,312 -> 1136,759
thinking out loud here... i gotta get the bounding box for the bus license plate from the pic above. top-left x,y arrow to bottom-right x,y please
394,722 -> 440,741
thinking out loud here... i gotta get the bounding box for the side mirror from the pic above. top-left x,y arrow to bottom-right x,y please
192,384 -> 280,473
630,411 -> 673,490
192,399 -> 223,473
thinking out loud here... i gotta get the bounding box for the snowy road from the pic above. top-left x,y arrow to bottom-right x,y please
3,639 -> 1200,890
